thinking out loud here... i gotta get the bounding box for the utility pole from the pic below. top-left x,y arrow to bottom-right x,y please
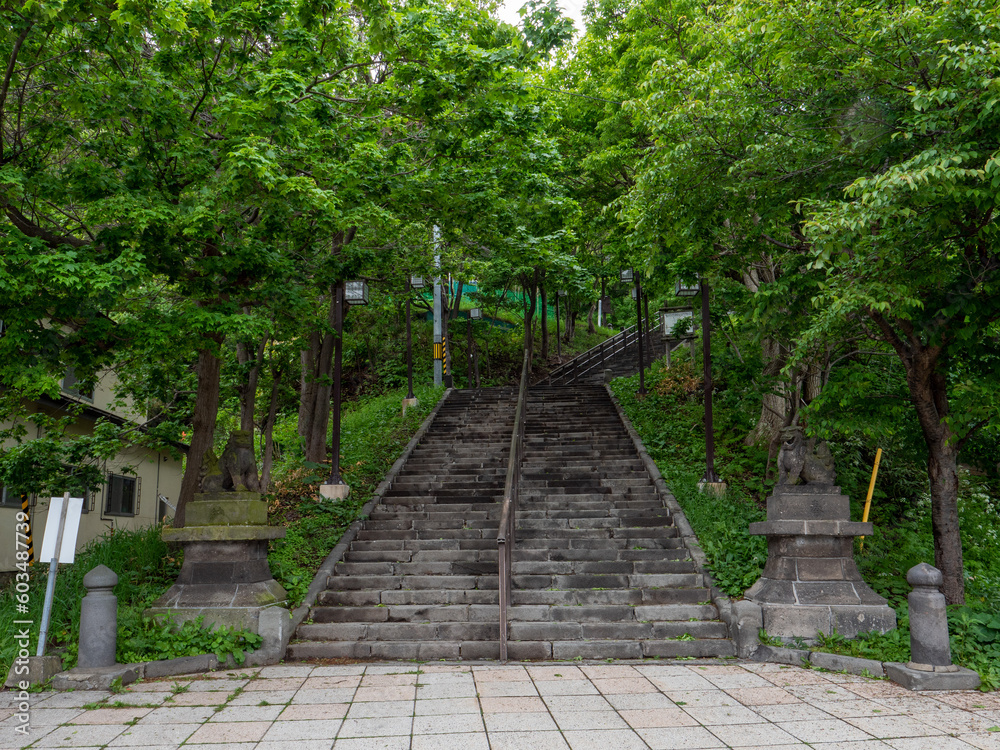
433,226 -> 442,387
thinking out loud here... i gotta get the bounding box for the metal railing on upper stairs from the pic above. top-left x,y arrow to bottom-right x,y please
497,348 -> 530,663
538,316 -> 655,386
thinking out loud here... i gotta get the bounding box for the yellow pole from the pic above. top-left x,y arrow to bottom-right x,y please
859,448 -> 882,551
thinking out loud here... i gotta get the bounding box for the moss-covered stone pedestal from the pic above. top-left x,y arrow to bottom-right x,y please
745,485 -> 896,642
146,491 -> 287,631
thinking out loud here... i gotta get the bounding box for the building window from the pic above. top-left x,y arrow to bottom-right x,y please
105,474 -> 137,516
62,367 -> 94,402
58,466 -> 92,514
0,484 -> 21,508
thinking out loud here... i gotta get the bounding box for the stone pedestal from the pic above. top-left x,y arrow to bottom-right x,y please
746,485 -> 896,641
146,491 -> 287,631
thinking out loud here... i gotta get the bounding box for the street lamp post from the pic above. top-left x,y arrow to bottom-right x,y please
622,269 -> 646,397
676,277 -> 722,489
403,276 -> 424,414
643,290 -> 653,363
320,279 -> 368,501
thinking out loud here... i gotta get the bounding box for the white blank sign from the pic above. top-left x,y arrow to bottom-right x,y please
39,496 -> 84,564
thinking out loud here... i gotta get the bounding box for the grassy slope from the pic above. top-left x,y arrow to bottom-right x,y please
611,361 -> 1000,690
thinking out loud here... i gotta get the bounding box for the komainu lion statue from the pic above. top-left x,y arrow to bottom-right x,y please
199,430 -> 261,492
777,425 -> 836,485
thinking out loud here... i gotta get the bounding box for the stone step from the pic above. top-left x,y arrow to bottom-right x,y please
508,620 -> 728,641
320,589 -> 499,606
517,509 -> 671,520
334,561 -> 498,576
354,529 -> 496,541
326,574 -> 499,590
311,604 -> 499,624
287,637 -> 733,662
297,621 -> 500,641
351,539 -> 497,551
515,527 -> 680,539
341,549 -> 690,566
510,573 -> 703,589
510,560 -> 696,575
516,537 -> 686,550
511,591 -> 713,608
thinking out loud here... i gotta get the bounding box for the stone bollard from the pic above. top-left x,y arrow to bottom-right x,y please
884,562 -> 981,690
906,562 -> 952,669
78,565 -> 118,669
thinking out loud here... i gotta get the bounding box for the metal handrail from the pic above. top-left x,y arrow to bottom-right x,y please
542,323 -> 637,384
497,348 -> 531,662
542,316 -> 654,385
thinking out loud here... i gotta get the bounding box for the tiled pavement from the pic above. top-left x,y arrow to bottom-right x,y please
3,661 -> 1000,750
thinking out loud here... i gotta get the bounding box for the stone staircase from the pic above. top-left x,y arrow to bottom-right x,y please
288,388 -> 511,660
505,385 -> 733,659
288,383 -> 733,661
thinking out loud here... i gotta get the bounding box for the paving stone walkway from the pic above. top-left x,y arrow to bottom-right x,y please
2,661 -> 999,750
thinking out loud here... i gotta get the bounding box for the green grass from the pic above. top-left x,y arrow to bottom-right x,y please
0,523 -> 184,678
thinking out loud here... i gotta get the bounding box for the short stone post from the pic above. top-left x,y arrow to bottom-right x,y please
907,563 -> 952,668
885,563 -> 981,690
78,565 -> 118,669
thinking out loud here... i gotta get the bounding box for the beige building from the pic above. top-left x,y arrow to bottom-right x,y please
0,369 -> 185,571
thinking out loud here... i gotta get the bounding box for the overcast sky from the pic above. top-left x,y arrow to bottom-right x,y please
494,0 -> 587,36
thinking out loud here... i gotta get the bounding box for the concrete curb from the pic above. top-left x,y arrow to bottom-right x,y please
752,645 -> 887,677
289,388 -> 454,636
604,385 -> 735,635
49,652 -> 252,690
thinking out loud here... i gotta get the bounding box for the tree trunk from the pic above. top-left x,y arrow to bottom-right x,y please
303,293 -> 337,463
237,337 -> 267,433
305,334 -> 333,463
587,302 -> 596,335
906,353 -> 964,604
174,347 -> 222,528
803,362 -> 823,403
870,311 -> 964,604
259,367 -> 281,494
927,432 -> 963,603
450,279 -> 463,321
540,283 -> 549,360
297,332 -> 319,440
746,336 -> 789,446
600,276 -> 608,328
523,271 -> 538,363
